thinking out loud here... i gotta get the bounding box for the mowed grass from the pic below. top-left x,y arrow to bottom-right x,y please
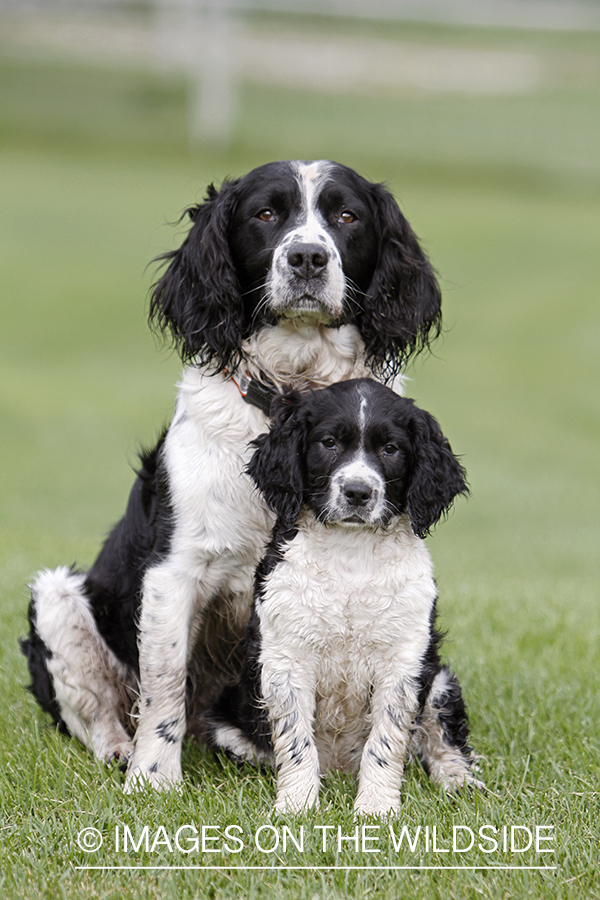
1,19 -> 599,899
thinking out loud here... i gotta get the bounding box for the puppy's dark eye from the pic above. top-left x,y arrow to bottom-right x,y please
257,209 -> 275,222
321,437 -> 337,450
382,444 -> 399,456
338,211 -> 356,224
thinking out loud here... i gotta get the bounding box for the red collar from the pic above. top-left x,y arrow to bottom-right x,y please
224,368 -> 279,415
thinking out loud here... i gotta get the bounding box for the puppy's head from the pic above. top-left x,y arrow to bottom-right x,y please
248,379 -> 467,537
149,161 -> 441,375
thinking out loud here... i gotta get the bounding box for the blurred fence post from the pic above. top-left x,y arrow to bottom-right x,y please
155,0 -> 240,148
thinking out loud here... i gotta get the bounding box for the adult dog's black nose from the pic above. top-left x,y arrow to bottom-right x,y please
343,480 -> 373,507
287,242 -> 328,279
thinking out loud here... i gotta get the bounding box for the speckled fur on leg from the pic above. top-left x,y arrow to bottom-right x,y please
24,566 -> 136,762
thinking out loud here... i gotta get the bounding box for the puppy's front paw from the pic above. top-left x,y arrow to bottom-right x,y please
123,763 -> 183,794
354,787 -> 400,818
274,783 -> 319,814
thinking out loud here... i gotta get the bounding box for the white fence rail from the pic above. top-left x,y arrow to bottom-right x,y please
3,0 -> 600,146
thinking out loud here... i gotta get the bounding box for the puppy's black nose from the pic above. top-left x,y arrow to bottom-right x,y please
343,481 -> 373,507
287,243 -> 328,279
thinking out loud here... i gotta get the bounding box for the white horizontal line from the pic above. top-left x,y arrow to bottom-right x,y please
75,865 -> 558,871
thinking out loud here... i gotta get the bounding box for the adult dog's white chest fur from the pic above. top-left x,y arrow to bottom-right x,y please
165,322 -> 377,562
257,512 -> 436,774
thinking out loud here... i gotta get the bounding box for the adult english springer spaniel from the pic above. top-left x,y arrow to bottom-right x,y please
209,380 -> 480,815
22,160 -> 443,792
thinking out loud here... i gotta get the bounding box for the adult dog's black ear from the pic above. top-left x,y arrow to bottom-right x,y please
149,181 -> 243,370
360,184 -> 442,380
406,406 -> 468,539
246,393 -> 307,530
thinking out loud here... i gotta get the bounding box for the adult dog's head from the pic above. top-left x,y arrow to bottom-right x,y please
247,378 -> 468,538
150,161 -> 441,379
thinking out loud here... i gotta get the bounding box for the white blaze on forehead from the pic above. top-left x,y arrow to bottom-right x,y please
266,160 -> 346,316
294,160 -> 334,231
358,392 -> 369,430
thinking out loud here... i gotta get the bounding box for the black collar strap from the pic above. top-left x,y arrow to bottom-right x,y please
226,368 -> 281,416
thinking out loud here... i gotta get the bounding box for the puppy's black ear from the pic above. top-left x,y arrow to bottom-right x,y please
360,184 -> 442,380
246,393 -> 307,529
149,181 -> 243,370
407,407 -> 468,539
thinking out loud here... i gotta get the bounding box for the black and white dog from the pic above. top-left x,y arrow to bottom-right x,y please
21,160 -> 443,792
209,379 -> 479,815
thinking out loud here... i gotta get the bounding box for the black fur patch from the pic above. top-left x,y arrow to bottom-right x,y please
156,718 -> 179,744
84,432 -> 174,672
416,603 -> 472,760
367,748 -> 389,768
431,670 -> 472,755
207,606 -> 272,757
20,598 -> 68,732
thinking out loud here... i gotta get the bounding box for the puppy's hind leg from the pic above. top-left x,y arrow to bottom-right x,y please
22,566 -> 136,765
411,667 -> 483,792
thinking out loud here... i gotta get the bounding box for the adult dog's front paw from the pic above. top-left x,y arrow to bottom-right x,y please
105,740 -> 134,771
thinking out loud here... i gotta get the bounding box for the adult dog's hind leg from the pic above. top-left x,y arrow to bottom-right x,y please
23,566 -> 136,764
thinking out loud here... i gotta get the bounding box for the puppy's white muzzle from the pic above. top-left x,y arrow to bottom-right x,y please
327,458 -> 386,524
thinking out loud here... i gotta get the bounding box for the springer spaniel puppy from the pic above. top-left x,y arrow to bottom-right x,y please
209,380 -> 479,815
21,160 -> 442,793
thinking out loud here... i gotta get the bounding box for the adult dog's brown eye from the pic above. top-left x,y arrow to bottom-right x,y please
339,211 -> 356,224
258,209 -> 274,222
382,444 -> 398,456
321,437 -> 337,450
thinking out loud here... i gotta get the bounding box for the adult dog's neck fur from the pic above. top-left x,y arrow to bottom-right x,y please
240,320 -> 372,392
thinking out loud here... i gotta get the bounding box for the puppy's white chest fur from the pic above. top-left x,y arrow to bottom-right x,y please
258,513 -> 436,773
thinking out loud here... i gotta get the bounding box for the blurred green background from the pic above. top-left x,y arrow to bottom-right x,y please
1,4 -> 599,897
1,6 -> 599,569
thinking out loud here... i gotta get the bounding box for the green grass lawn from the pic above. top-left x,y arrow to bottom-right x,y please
1,17 -> 599,899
